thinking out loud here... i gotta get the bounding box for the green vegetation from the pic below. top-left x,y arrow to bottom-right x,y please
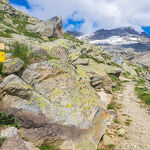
0,12 -> 6,21
97,149 -> 105,150
46,53 -> 59,60
135,86 -> 150,105
80,53 -> 101,64
135,78 -> 146,85
118,134 -> 123,137
101,53 -> 112,61
24,31 -> 42,39
111,62 -> 122,68
49,37 -> 58,42
109,74 -> 121,92
4,29 -> 16,34
0,138 -> 6,148
64,33 -> 84,45
39,143 -> 59,150
134,77 -> 150,105
108,144 -> 115,150
134,67 -> 142,77
107,101 -> 121,110
0,63 -> 7,77
10,42 -> 30,67
0,111 -> 21,129
123,71 -> 131,78
0,31 -> 12,38
114,118 -> 120,124
124,119 -> 132,126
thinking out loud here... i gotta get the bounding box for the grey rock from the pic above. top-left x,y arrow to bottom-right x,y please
145,72 -> 150,82
4,18 -> 13,25
26,16 -> 64,38
1,60 -> 111,150
112,57 -> 123,65
2,58 -> 24,74
73,58 -> 89,65
0,127 -> 18,138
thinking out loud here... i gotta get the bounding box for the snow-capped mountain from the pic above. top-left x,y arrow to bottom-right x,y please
68,27 -> 150,52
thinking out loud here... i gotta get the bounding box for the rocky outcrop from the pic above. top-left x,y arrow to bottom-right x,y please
41,39 -> 81,62
26,16 -> 64,38
0,59 -> 112,150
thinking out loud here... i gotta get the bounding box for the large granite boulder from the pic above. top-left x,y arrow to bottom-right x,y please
0,60 -> 111,150
26,16 -> 64,38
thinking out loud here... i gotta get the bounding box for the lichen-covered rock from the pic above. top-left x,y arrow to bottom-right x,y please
2,58 -> 24,74
26,16 -> 64,38
75,59 -> 113,92
0,60 -> 111,150
41,39 -> 81,62
72,58 -> 89,66
99,63 -> 122,77
81,43 -> 110,63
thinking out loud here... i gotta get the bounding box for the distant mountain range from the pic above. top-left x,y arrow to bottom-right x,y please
67,27 -> 150,52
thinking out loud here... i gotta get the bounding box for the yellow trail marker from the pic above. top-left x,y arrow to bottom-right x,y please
0,43 -> 5,50
0,52 -> 5,62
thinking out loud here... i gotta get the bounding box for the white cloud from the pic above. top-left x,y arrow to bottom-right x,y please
11,0 -> 150,33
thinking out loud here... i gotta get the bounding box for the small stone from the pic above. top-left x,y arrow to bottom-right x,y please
0,127 -> 18,138
117,128 -> 126,135
103,135 -> 114,146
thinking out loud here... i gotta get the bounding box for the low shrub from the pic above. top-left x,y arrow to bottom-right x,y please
109,74 -> 122,92
80,54 -> 101,64
0,138 -> 6,148
135,86 -> 150,105
64,33 -> 84,45
39,143 -> 59,150
10,42 -> 30,67
0,111 -> 21,129
0,31 -> 12,38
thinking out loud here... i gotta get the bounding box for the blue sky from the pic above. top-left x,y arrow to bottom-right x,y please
10,0 -> 150,35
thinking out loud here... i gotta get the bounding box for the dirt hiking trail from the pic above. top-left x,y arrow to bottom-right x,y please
115,81 -> 150,150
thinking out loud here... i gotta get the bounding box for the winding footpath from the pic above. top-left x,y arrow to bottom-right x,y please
114,81 -> 150,150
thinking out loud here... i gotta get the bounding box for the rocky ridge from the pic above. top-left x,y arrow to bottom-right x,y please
69,27 -> 150,70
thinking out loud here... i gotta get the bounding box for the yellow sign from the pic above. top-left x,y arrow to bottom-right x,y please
0,52 -> 5,62
0,43 -> 5,50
